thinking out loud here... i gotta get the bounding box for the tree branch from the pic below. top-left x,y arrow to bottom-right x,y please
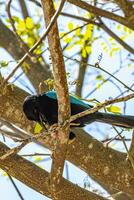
0,85 -> 134,196
18,0 -> 29,19
67,0 -> 134,30
0,141 -> 107,200
114,0 -> 134,17
41,0 -> 71,198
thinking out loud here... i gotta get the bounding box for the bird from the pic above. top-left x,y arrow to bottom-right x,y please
23,91 -> 134,139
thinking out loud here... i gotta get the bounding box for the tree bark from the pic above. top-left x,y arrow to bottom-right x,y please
0,85 -> 134,197
0,141 -> 107,200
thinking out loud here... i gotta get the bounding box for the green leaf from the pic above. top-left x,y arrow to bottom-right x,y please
34,123 -> 43,134
35,23 -> 41,30
0,60 -> 8,68
44,78 -> 54,90
116,24 -> 121,30
96,82 -> 101,90
96,75 -> 103,80
35,157 -> 42,163
12,16 -> 20,22
106,105 -> 121,114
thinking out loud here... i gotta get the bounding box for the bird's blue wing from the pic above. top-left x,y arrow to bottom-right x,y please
45,91 -> 57,100
45,91 -> 91,108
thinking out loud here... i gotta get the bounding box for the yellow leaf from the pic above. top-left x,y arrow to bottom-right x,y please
17,20 -> 26,32
106,105 -> 121,114
44,78 -> 54,90
35,157 -> 42,162
68,22 -> 74,31
82,48 -> 87,58
63,37 -> 72,43
26,17 -> 34,29
84,25 -> 93,40
85,46 -> 91,54
75,28 -> 81,36
116,24 -> 121,30
27,37 -> 35,47
109,37 -> 114,42
103,46 -> 108,52
59,31 -> 66,37
75,39 -> 83,45
109,47 -> 121,57
34,123 -> 43,134
96,83 -> 101,90
3,172 -> 8,177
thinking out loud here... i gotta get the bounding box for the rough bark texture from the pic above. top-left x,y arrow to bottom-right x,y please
0,142 -> 107,200
0,86 -> 134,198
41,0 -> 71,199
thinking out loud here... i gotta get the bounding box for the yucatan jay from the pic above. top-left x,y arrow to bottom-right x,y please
23,91 -> 134,139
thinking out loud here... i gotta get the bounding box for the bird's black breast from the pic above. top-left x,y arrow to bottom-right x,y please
38,95 -> 58,125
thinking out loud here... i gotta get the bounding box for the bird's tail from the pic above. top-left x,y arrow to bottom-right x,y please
94,112 -> 134,128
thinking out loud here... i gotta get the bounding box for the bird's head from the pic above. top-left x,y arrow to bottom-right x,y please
23,95 -> 40,122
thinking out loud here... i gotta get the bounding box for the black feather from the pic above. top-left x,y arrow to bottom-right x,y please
23,92 -> 134,140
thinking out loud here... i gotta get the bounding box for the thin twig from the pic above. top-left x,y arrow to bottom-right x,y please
7,173 -> 25,200
95,64 -> 134,92
0,140 -> 29,160
0,118 -> 30,139
21,153 -> 51,157
70,92 -> 134,122
102,136 -> 131,143
113,127 -> 134,170
64,55 -> 134,92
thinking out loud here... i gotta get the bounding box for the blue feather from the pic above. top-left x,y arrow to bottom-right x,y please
45,91 -> 90,108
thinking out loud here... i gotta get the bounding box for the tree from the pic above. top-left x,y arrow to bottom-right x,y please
0,0 -> 134,199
